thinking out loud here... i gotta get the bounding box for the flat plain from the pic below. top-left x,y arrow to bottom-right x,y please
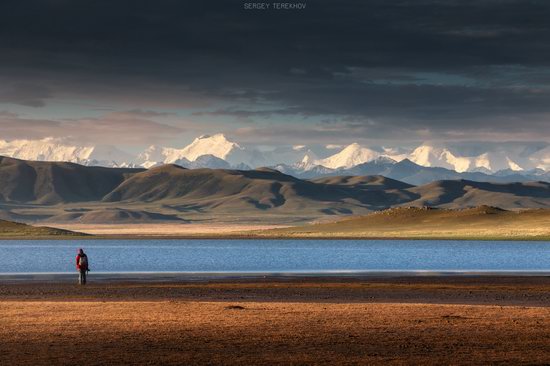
1,277 -> 549,365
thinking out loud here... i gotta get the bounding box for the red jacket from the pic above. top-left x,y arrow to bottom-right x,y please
76,254 -> 88,271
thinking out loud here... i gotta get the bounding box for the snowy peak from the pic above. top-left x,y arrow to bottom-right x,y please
135,138 -> 549,173
315,143 -> 380,169
0,135 -> 548,176
181,133 -> 242,162
409,144 -> 528,173
409,145 -> 471,172
136,145 -> 164,168
135,133 -> 263,168
0,138 -> 133,167
136,134 -> 239,167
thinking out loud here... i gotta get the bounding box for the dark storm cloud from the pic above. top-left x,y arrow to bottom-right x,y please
0,0 -> 549,142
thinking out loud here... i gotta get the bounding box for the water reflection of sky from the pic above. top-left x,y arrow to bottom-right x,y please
0,240 -> 549,273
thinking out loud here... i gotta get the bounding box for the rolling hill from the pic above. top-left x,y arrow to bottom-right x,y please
101,165 -> 413,213
310,175 -> 414,190
0,156 -> 143,204
45,208 -> 186,224
406,180 -> 550,208
0,156 -> 548,224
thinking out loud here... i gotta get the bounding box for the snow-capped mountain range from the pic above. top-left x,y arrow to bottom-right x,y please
0,138 -> 134,167
136,134 -> 265,169
0,134 -> 549,180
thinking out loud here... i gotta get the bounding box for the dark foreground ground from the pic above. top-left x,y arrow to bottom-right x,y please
1,276 -> 549,365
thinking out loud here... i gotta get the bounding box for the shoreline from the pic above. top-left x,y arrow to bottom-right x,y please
1,234 -> 550,240
1,275 -> 550,306
1,270 -> 550,283
3,209 -> 550,240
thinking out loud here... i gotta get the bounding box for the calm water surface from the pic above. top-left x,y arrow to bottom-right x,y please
0,239 -> 549,273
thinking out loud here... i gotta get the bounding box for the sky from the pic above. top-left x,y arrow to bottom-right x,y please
1,0 -> 549,149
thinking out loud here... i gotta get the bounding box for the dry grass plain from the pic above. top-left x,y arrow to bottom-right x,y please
48,222 -> 289,237
34,207 -> 550,240
257,207 -> 550,240
1,277 -> 549,365
0,219 -> 86,238
1,301 -> 549,366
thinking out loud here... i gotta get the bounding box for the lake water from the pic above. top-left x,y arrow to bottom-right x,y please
0,239 -> 549,274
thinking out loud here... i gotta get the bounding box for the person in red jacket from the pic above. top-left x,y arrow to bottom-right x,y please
76,248 -> 89,285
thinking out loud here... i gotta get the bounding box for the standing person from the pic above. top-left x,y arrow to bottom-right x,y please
76,248 -> 89,285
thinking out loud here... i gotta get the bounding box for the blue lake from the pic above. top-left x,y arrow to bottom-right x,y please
0,239 -> 549,274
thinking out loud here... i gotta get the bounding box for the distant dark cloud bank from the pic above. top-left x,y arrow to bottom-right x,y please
0,0 -> 549,145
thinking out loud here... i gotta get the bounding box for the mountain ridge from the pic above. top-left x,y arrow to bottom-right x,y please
0,156 -> 548,225
275,158 -> 550,185
0,156 -> 143,204
0,136 -> 548,179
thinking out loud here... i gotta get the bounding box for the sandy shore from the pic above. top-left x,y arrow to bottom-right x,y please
46,223 -> 290,236
34,208 -> 550,240
1,276 -> 549,365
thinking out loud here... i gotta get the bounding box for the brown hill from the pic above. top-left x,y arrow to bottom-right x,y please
102,166 -> 549,213
46,208 -> 185,224
310,175 -> 414,190
406,180 -> 550,208
0,156 -> 143,204
0,157 -> 548,224
101,165 -> 413,213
